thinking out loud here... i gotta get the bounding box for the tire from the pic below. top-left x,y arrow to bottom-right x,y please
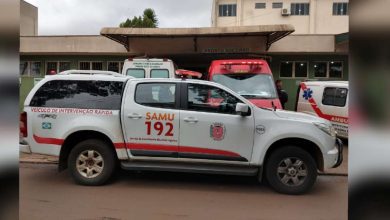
265,146 -> 317,195
68,139 -> 116,186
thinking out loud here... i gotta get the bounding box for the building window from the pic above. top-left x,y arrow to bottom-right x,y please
20,61 -> 29,76
295,62 -> 308,77
20,61 -> 42,77
255,3 -> 266,9
218,4 -> 237,17
59,62 -> 71,72
79,61 -> 103,70
329,61 -> 343,78
313,61 -> 343,78
46,61 -> 71,75
107,61 -> 124,73
79,62 -> 90,70
272,2 -> 283,9
280,61 -> 308,78
280,61 -> 293,77
291,3 -> 310,15
333,2 -> 348,15
313,62 -> 328,78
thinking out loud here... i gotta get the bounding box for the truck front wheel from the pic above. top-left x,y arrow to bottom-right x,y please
265,146 -> 317,195
68,139 -> 116,186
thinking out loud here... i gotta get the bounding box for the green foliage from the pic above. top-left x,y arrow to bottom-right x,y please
119,8 -> 158,28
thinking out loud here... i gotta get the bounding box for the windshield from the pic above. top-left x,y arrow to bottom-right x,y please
212,73 -> 277,99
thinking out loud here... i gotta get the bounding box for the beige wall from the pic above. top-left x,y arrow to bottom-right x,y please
212,0 -> 349,34
20,36 -> 128,55
20,0 -> 38,36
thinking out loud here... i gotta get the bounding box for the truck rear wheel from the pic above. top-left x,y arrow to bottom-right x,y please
265,146 -> 317,195
68,139 -> 116,186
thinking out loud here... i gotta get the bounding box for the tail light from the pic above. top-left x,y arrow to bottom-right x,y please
20,111 -> 27,137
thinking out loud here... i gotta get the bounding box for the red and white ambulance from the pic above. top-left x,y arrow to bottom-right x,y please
296,81 -> 349,139
207,59 -> 282,109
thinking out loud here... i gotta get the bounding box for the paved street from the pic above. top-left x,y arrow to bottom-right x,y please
20,163 -> 347,220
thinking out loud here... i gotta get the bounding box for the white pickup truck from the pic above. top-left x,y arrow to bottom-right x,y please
20,70 -> 342,194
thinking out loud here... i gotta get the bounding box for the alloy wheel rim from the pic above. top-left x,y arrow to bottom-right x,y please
76,150 -> 104,178
277,157 -> 307,186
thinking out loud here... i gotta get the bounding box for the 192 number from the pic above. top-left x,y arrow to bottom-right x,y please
145,121 -> 174,136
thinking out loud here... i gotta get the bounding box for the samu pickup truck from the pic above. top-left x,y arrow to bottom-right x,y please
20,70 -> 343,195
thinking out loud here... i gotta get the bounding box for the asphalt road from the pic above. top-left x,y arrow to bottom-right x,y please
20,163 -> 347,220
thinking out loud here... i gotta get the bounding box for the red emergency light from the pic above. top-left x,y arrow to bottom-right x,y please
220,61 -> 263,71
175,69 -> 202,79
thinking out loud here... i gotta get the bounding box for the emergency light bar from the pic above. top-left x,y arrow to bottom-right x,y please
221,61 -> 263,65
175,69 -> 202,79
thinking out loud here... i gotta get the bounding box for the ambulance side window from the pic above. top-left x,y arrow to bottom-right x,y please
187,84 -> 242,114
135,83 -> 176,109
322,87 -> 348,107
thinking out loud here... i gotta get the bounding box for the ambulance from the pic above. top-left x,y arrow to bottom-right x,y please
207,59 -> 282,109
296,81 -> 349,139
122,58 -> 202,79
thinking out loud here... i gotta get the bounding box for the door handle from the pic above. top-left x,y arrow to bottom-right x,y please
127,113 -> 142,119
183,117 -> 198,123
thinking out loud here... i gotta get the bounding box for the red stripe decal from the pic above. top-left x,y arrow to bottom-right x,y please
32,135 -> 241,158
126,143 -> 178,152
179,146 -> 240,157
33,134 -> 64,145
300,83 -> 349,123
126,142 -> 241,157
113,143 -> 126,149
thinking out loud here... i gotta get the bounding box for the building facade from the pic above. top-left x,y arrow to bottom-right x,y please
20,0 -> 38,36
212,0 -> 349,34
19,1 -> 348,111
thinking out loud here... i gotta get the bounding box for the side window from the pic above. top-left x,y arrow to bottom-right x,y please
151,69 -> 169,78
126,69 -> 145,78
322,87 -> 348,107
135,83 -> 176,108
30,80 -> 124,109
187,84 -> 242,114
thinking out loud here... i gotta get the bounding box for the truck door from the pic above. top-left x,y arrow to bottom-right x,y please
122,81 -> 180,157
178,83 -> 255,162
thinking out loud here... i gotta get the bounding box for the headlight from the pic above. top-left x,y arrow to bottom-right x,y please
313,122 -> 337,137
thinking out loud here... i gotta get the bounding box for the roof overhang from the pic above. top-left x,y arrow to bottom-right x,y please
100,25 -> 294,54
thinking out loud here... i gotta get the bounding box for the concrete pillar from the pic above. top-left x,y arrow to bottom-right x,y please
236,0 -> 242,26
309,0 -> 317,34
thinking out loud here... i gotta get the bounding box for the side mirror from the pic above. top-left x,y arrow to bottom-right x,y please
235,103 -> 250,116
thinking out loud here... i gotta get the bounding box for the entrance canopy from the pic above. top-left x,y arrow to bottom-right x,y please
100,25 -> 294,56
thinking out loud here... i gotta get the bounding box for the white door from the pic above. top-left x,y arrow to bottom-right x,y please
178,83 -> 254,162
122,81 -> 180,157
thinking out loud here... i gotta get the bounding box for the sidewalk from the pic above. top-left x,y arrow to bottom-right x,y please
20,153 -> 58,164
20,146 -> 348,175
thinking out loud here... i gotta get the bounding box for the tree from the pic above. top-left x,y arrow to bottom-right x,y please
119,8 -> 158,28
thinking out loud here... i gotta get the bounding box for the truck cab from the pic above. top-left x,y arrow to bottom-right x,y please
207,59 -> 282,109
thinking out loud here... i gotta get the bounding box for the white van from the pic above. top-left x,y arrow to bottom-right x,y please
122,58 -> 176,78
296,81 -> 348,139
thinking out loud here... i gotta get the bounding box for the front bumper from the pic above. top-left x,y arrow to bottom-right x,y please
332,138 -> 343,168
